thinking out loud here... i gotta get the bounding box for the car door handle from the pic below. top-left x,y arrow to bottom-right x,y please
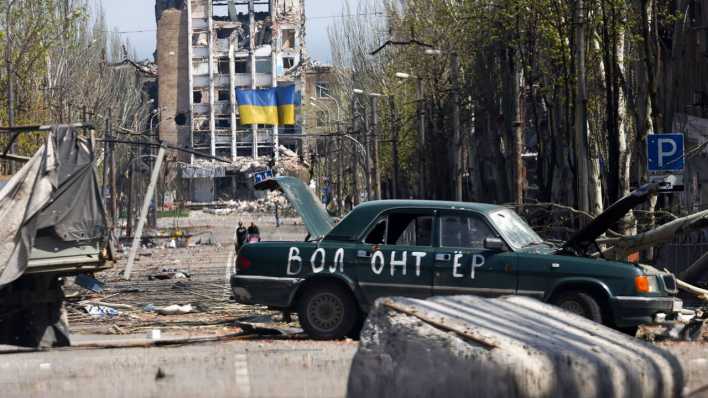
551,263 -> 560,269
435,253 -> 451,262
357,250 -> 372,258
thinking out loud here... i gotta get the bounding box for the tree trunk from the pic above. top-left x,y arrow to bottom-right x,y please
573,0 -> 590,213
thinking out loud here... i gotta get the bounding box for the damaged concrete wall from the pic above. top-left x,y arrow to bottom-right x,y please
348,295 -> 683,398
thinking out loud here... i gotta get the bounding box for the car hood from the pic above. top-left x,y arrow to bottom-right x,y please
563,183 -> 658,255
254,176 -> 335,240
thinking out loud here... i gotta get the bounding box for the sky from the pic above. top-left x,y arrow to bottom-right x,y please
95,0 -> 348,63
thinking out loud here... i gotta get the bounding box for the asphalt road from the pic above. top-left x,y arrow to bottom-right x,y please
0,339 -> 357,398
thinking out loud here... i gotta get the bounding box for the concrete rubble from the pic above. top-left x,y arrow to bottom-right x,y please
347,295 -> 684,398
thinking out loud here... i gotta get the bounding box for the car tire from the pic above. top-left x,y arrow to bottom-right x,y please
552,291 -> 603,324
297,283 -> 358,340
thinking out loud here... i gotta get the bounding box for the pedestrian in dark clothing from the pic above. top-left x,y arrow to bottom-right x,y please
236,222 -> 247,250
247,222 -> 261,243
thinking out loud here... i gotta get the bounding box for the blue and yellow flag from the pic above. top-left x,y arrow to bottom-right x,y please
236,88 -> 278,125
275,85 -> 297,126
236,86 -> 298,126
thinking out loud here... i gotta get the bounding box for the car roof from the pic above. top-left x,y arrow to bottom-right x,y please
324,199 -> 506,242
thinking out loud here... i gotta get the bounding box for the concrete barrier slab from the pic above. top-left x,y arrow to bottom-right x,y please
347,295 -> 683,398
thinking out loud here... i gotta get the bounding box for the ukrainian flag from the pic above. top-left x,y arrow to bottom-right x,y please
276,85 -> 297,126
236,88 -> 278,125
236,86 -> 298,126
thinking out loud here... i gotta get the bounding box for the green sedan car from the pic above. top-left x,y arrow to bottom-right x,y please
231,177 -> 681,339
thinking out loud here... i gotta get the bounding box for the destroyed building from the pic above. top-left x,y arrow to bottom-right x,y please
155,0 -> 307,202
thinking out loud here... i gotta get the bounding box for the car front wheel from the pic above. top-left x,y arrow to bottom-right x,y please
551,291 -> 603,324
297,283 -> 358,340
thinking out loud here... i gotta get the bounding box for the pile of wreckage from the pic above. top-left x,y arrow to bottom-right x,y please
203,190 -> 295,216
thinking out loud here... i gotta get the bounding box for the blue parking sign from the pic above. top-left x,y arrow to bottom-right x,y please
647,133 -> 684,172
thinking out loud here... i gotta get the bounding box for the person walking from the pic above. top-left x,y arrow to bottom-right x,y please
235,222 -> 247,250
247,222 -> 261,243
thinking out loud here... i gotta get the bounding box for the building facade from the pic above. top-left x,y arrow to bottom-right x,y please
155,0 -> 307,201
156,0 -> 306,162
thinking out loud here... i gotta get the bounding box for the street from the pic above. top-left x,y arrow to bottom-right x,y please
2,0 -> 708,396
0,339 -> 357,398
0,211 -> 357,398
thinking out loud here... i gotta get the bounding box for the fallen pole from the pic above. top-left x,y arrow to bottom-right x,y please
124,146 -> 166,279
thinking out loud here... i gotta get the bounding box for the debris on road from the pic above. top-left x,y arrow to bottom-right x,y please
150,304 -> 196,316
148,267 -> 191,280
74,274 -> 105,293
348,295 -> 683,398
84,304 -> 120,318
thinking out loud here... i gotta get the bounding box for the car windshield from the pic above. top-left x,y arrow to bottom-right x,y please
489,208 -> 543,250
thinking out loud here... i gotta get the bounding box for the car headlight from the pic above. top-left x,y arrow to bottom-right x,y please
635,275 -> 660,293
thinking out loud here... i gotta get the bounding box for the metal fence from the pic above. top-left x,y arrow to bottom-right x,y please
655,231 -> 708,276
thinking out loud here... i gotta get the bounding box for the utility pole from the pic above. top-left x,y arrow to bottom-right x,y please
103,117 -> 110,209
109,110 -> 117,232
127,157 -> 134,238
415,79 -> 425,199
513,51 -> 525,205
5,3 -> 15,174
350,99 -> 359,205
389,96 -> 400,199
370,95 -> 381,200
337,136 -> 343,214
451,53 -> 463,201
362,105 -> 372,200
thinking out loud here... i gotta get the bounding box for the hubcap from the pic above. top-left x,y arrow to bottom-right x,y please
307,292 -> 344,333
559,300 -> 585,317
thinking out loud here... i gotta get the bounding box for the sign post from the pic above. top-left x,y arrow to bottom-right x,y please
646,133 -> 685,192
253,169 -> 274,184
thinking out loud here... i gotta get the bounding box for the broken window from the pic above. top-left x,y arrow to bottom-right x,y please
365,218 -> 387,245
255,58 -> 271,74
216,28 -> 235,40
364,213 -> 434,246
192,60 -> 209,75
218,90 -> 230,102
192,32 -> 208,47
316,82 -> 330,98
282,29 -> 295,49
193,90 -> 203,104
193,117 -> 209,131
439,214 -> 494,249
235,59 -> 248,73
254,3 -> 270,13
255,26 -> 272,46
217,58 -> 230,74
315,111 -> 326,127
216,117 -> 232,129
389,214 -> 433,247
213,4 -> 229,18
282,57 -> 294,69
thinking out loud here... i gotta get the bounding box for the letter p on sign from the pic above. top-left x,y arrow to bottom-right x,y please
647,133 -> 684,172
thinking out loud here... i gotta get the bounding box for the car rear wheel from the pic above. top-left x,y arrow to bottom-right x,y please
297,283 -> 358,340
552,291 -> 603,324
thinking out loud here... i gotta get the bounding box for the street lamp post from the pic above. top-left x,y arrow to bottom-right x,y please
395,72 -> 426,198
352,88 -> 383,199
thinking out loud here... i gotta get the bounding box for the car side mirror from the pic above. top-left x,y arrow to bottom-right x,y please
484,237 -> 506,251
